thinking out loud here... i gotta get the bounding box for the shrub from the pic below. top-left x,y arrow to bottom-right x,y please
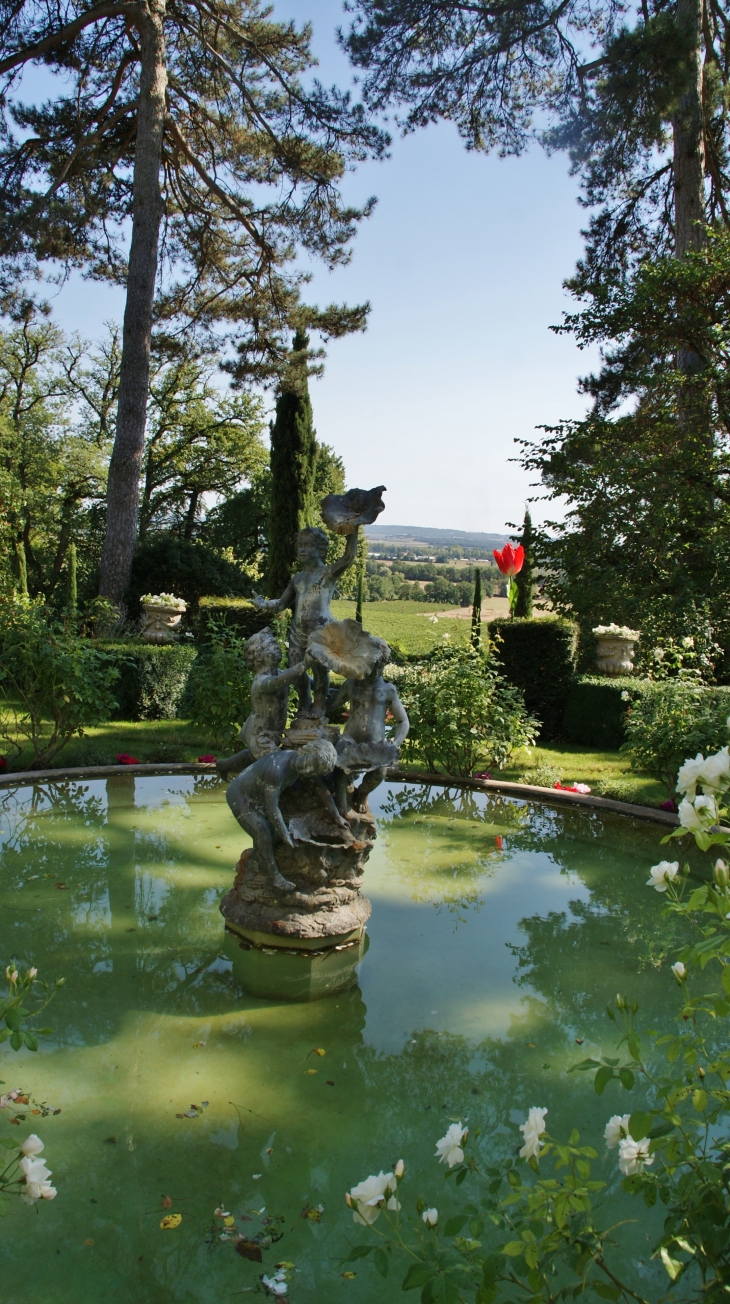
195,596 -> 268,641
487,617 -> 578,740
0,596 -> 120,769
394,645 -> 539,776
562,675 -> 652,749
621,680 -> 730,793
102,643 -> 198,720
183,620 -> 252,748
126,535 -> 250,617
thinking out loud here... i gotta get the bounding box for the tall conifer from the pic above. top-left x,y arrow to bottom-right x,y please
266,332 -> 318,596
514,510 -> 534,618
471,567 -> 482,648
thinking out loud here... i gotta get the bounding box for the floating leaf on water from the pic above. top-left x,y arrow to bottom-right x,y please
276,1262 -> 296,1270
201,1101 -> 209,1107
192,1042 -> 205,1048
326,1080 -> 334,1086
307,1048 -> 326,1058
161,1195 -> 173,1209
235,1240 -> 263,1262
160,1213 -> 182,1230
301,1204 -> 324,1222
55,883 -> 67,890
341,1271 -> 357,1280
84,1239 -> 95,1246
304,1069 -> 317,1075
224,1215 -> 236,1227
103,1136 -> 116,1144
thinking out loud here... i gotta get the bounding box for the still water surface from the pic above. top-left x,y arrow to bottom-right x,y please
0,776 -> 692,1302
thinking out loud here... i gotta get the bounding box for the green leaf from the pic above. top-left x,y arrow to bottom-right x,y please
4,1008 -> 21,1032
444,1215 -> 468,1237
660,1247 -> 682,1281
343,1245 -> 373,1262
455,1167 -> 467,1185
481,1255 -> 502,1286
22,1031 -> 38,1052
618,1068 -> 635,1090
629,1112 -> 653,1140
568,1058 -> 601,1073
594,1285 -> 620,1301
9,1029 -> 22,1051
501,1242 -> 524,1257
0,1136 -> 19,1150
373,1247 -> 389,1278
402,1263 -> 434,1291
594,1065 -> 615,1095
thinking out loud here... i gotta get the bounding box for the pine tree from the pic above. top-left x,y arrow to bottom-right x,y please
266,332 -> 318,596
471,568 -> 482,649
514,511 -> 534,618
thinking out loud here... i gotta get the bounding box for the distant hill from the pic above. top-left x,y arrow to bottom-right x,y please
364,524 -> 509,551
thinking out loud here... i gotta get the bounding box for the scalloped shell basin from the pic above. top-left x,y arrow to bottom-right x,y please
0,775 -> 694,1302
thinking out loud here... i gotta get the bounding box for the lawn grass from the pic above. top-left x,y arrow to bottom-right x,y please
331,599 -> 472,654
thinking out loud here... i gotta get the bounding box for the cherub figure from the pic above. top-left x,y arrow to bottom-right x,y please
253,526 -> 359,715
216,628 -> 305,779
226,739 -> 347,892
329,646 -> 409,814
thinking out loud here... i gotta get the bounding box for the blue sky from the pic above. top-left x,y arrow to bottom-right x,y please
39,0 -> 596,535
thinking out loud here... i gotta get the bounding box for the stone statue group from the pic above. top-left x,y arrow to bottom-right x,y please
217,488 -> 409,913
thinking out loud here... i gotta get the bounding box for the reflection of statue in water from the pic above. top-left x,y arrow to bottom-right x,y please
252,526 -> 359,716
328,646 -> 409,814
226,739 -> 346,892
216,628 -> 305,779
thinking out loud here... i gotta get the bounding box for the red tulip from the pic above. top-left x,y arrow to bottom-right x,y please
493,543 -> 524,577
198,755 -> 217,764
116,753 -> 139,765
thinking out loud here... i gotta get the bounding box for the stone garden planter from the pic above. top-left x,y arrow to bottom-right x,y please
593,624 -> 640,676
140,594 -> 186,644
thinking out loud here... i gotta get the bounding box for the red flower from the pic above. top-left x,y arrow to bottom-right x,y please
0,756 -> 7,772
493,543 -> 525,577
198,755 -> 217,764
116,753 -> 139,765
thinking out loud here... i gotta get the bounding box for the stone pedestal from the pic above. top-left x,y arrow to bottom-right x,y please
220,780 -> 375,953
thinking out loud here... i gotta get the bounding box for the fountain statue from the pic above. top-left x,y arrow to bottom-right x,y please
218,486 -> 409,998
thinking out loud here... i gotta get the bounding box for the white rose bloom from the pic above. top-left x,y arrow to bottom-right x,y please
386,1196 -> 401,1212
676,752 -> 706,797
519,1106 -> 548,1159
618,1136 -> 654,1175
646,861 -> 679,891
435,1122 -> 467,1168
394,1159 -> 405,1178
604,1114 -> 631,1149
40,1183 -> 57,1200
262,1275 -> 288,1297
20,1155 -> 53,1203
20,1134 -> 44,1156
422,1207 -> 438,1225
348,1171 -> 395,1225
671,961 -> 687,980
695,794 -> 717,819
699,747 -> 730,790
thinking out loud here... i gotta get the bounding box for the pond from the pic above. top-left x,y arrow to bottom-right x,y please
0,775 -> 693,1303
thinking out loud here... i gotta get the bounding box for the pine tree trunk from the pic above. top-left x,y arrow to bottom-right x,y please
98,0 -> 167,606
673,0 -> 705,260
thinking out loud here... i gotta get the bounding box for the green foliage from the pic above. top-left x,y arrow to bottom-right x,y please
1,962 -> 64,1056
266,333 -> 318,596
346,830 -> 730,1300
0,595 -> 120,769
183,621 -> 252,749
395,645 -> 539,776
65,542 -> 77,622
102,643 -> 198,721
471,568 -> 482,649
520,235 -> 730,667
622,681 -> 730,793
127,536 -> 250,617
487,617 -> 578,741
513,510 -> 534,619
562,676 -> 652,750
196,597 -> 268,642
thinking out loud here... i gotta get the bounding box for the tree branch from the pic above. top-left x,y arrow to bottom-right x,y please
0,2 -> 142,77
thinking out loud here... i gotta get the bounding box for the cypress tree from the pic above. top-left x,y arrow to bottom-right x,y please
514,510 -> 534,618
266,331 -> 318,596
471,567 -> 482,649
15,541 -> 28,597
355,563 -> 364,624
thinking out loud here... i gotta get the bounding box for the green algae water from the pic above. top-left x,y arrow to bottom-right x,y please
0,775 -> 695,1302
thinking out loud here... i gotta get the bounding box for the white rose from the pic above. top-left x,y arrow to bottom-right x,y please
604,1114 -> 631,1149
671,961 -> 687,980
677,797 -> 716,832
20,1134 -> 44,1156
699,747 -> 730,790
422,1207 -> 438,1225
646,861 -> 679,892
435,1122 -> 467,1168
519,1106 -> 548,1160
348,1172 -> 395,1225
618,1136 -> 654,1176
676,753 -> 706,798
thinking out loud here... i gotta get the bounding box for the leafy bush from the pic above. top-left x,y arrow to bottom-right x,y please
195,596 -> 268,641
562,675 -> 653,749
394,645 -> 539,776
487,617 -> 578,740
622,681 -> 730,793
127,535 -> 250,617
103,642 -> 198,720
183,620 -> 252,748
0,596 -> 120,769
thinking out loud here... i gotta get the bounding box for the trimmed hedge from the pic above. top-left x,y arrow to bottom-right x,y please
562,676 -> 653,750
487,617 -> 578,740
195,596 -> 269,641
101,642 -> 198,720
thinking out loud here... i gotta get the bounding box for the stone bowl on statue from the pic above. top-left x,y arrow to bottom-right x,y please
321,485 -> 387,534
307,619 -> 390,680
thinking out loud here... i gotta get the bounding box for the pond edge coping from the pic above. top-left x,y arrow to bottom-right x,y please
0,761 -> 679,826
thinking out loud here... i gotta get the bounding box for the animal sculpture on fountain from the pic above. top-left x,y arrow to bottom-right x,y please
225,739 -> 348,893
216,628 -> 305,779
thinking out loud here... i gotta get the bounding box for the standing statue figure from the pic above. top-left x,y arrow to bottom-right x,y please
326,641 -> 410,815
253,526 -> 359,716
226,739 -> 347,892
216,628 -> 305,779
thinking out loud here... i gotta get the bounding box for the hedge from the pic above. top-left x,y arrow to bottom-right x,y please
195,596 -> 270,641
101,642 -> 198,720
487,617 -> 578,740
562,676 -> 653,749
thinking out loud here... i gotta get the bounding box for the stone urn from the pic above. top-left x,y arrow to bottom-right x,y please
140,594 -> 186,644
594,624 -> 639,676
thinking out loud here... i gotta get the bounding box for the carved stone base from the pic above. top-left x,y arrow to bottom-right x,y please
219,779 -> 375,944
